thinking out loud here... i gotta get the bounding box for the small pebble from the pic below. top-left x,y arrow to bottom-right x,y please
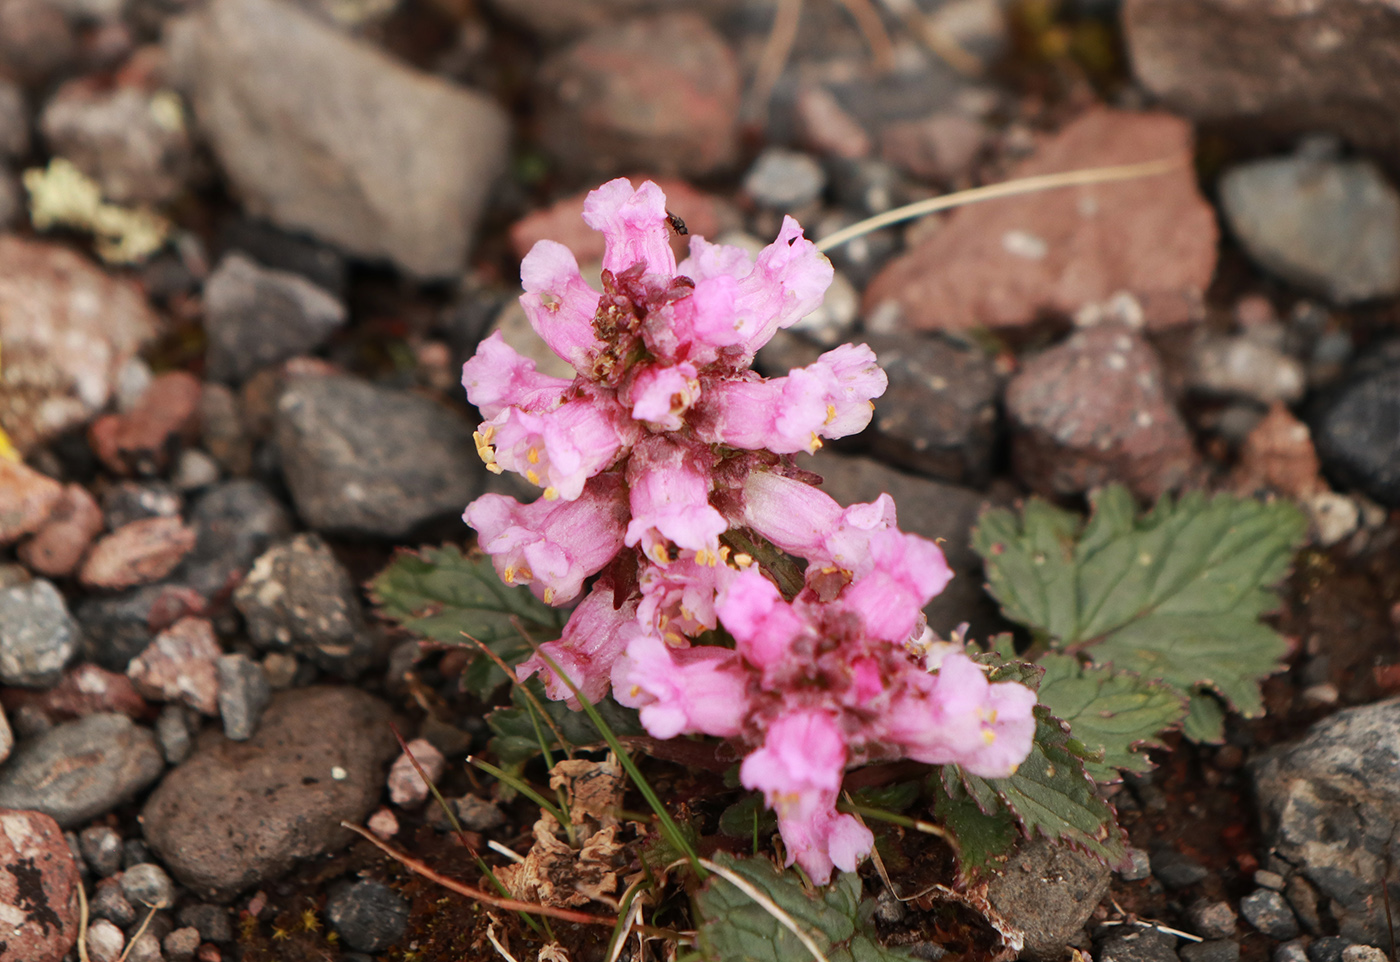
121,861 -> 176,909
367,807 -> 399,839
87,918 -> 126,962
261,652 -> 298,689
1182,942 -> 1240,962
1151,849 -> 1209,889
156,704 -> 193,765
326,879 -> 410,953
1254,869 -> 1287,890
123,838 -> 153,868
172,449 -> 221,492
216,653 -> 270,740
197,945 -> 222,962
1341,948 -> 1387,962
164,927 -> 201,962
1276,941 -> 1310,962
1241,889 -> 1301,939
1187,899 -> 1238,939
92,876 -> 137,927
1119,846 -> 1152,881
126,930 -> 163,962
387,738 -> 445,808
79,825 -> 124,877
453,794 -> 506,832
177,904 -> 232,944
743,147 -> 826,210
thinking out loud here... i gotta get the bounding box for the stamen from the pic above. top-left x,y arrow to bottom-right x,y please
543,487 -> 559,501
543,587 -> 555,603
503,566 -> 516,584
825,403 -> 837,425
527,447 -> 540,464
809,432 -> 823,452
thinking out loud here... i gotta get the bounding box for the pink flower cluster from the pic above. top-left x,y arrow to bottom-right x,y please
461,178 -> 1037,883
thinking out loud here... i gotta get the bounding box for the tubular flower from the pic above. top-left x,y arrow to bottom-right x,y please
459,177 -> 1037,885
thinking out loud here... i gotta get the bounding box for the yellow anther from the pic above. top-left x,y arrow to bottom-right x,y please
543,587 -> 555,603
518,566 -> 533,581
651,544 -> 669,564
719,545 -> 731,562
486,463 -> 503,474
809,433 -> 823,452
527,447 -> 540,464
983,729 -> 997,745
825,403 -> 837,425
503,566 -> 516,584
543,487 -> 559,501
526,469 -> 541,485
733,552 -> 753,568
665,632 -> 686,647
473,431 -> 497,465
629,685 -> 641,697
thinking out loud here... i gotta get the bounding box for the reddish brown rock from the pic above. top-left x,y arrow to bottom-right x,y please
128,617 -> 222,716
79,517 -> 197,590
509,176 -> 725,265
1006,324 -> 1198,500
0,459 -> 63,546
880,112 -> 990,183
795,85 -> 871,161
1231,403 -> 1325,500
18,484 -> 104,577
0,808 -> 81,962
537,13 -> 741,179
1124,0 -> 1400,161
2,665 -> 150,725
88,371 -> 202,476
387,738 -> 445,809
0,238 -> 159,455
864,108 -> 1217,333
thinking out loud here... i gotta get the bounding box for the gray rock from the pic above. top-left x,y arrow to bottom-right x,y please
233,533 -> 373,677
176,903 -> 231,943
171,449 -> 221,492
452,794 -> 506,832
1253,698 -> 1400,944
121,862 -> 176,910
1150,849 -> 1208,889
326,879 -> 409,953
743,148 -> 826,210
79,825 -> 123,877
1099,927 -> 1179,962
1312,364 -> 1400,507
1277,941 -> 1309,962
1220,154 -> 1400,305
275,374 -> 482,538
0,578 -> 79,687
216,653 -> 270,741
173,480 -> 294,599
1187,333 -> 1306,405
1186,900 -> 1237,940
155,704 -> 193,765
1342,947 -> 1387,962
1120,847 -> 1152,882
1254,869 -> 1286,891
125,930 -> 161,962
164,927 -> 200,962
165,0 -> 508,278
91,876 -> 137,927
0,714 -> 164,828
986,836 -> 1112,961
1181,941 -> 1239,962
1240,890 -> 1300,940
1308,937 -> 1349,962
101,481 -> 182,530
75,584 -> 168,672
865,333 -> 1001,486
142,686 -> 398,901
0,78 -> 27,160
202,253 -> 347,385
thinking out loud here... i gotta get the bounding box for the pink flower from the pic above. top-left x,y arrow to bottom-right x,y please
773,806 -> 875,885
624,436 -> 727,561
716,568 -> 806,669
462,473 -> 629,605
841,528 -> 953,643
583,178 -> 677,278
612,630 -> 750,739
517,582 -> 638,707
520,240 -> 606,376
461,331 -> 573,420
637,552 -> 733,641
625,361 -> 700,431
739,470 -> 846,561
880,652 -> 1037,778
479,392 -> 630,501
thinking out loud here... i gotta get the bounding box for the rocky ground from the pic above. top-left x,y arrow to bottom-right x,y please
0,0 -> 1398,961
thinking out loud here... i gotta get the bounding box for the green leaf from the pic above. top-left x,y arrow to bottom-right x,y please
1182,689 -> 1226,744
486,680 -> 645,767
932,772 -> 1020,877
719,793 -> 778,840
369,545 -> 566,697
1034,653 -> 1187,781
973,486 -> 1305,737
957,708 -> 1127,866
693,853 -> 910,962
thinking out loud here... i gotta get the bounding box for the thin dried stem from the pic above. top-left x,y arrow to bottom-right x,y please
831,0 -> 895,72
876,0 -> 983,75
815,156 -> 1188,254
342,821 -> 618,927
748,0 -> 804,123
116,904 -> 160,962
463,629 -> 572,759
77,879 -> 91,962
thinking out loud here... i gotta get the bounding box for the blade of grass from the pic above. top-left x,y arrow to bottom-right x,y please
462,631 -> 573,760
468,755 -> 574,844
605,877 -> 652,962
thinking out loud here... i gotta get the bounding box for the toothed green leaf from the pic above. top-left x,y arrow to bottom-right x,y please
933,771 -> 1020,877
485,679 -> 644,767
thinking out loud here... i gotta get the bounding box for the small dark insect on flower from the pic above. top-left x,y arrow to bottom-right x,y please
665,210 -> 688,235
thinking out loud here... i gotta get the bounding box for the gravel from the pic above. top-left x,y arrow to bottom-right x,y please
326,879 -> 410,953
1240,889 -> 1301,940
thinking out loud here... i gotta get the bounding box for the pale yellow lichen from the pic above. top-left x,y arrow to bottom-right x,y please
23,157 -> 171,264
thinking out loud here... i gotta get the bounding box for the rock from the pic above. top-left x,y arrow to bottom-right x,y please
0,809 -> 80,962
1120,847 -> 1152,881
172,449 -> 221,492
274,374 -> 481,538
1342,947 -> 1387,962
453,794 -> 505,832
219,218 -> 349,300
232,533 -> 372,677
1123,0 -> 1400,161
87,918 -> 125,962
880,112 -> 990,183
141,686 -> 398,901
173,480 -> 294,600
864,108 -> 1216,333
90,876 -> 135,927
986,836 -> 1112,961
0,78 -> 28,159
1277,943 -> 1309,962
215,653 -> 270,741
326,879 -> 409,953
155,704 -> 192,764
165,0 -> 508,278
1099,927 -> 1180,962
0,167 -> 21,229
1231,403 -> 1324,500
1006,324 -> 1198,500
1181,942 -> 1240,962
127,617 -> 223,716
1150,849 -> 1208,889
1311,364 -> 1400,507
79,825 -> 123,877
804,450 -> 1000,637
1252,699 -> 1400,944
0,237 -> 159,454
366,807 -> 398,839
1219,153 -> 1400,305
121,862 -> 176,910
125,931 -> 161,962
76,585 -> 174,672
0,578 -> 79,687
1309,938 -> 1349,962
486,0 -> 738,38
387,738 -> 445,809
0,713 -> 164,827
1304,492 -> 1360,549
80,517 -> 198,590
537,13 -> 741,179
39,78 -> 193,206
88,371 -> 202,477
202,253 -> 347,385
1240,890 -> 1300,940
176,903 -> 231,943
743,148 -> 826,210
197,384 -> 252,478
794,84 -> 871,161
20,664 -> 148,722
1187,900 -> 1237,940
0,459 -> 64,546
164,927 -> 200,962
863,333 -> 1000,486
102,482 -> 183,530
1255,870 -> 1287,892
0,0 -> 77,84
1187,333 -> 1306,405
18,483 -> 104,577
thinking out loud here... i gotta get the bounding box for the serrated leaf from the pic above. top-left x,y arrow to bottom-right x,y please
486,680 -> 645,766
719,793 -> 778,840
694,853 -> 910,962
369,545 -> 566,697
973,486 -> 1305,738
1035,653 -> 1187,781
933,772 -> 1019,876
1182,689 -> 1226,744
958,708 -> 1126,866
